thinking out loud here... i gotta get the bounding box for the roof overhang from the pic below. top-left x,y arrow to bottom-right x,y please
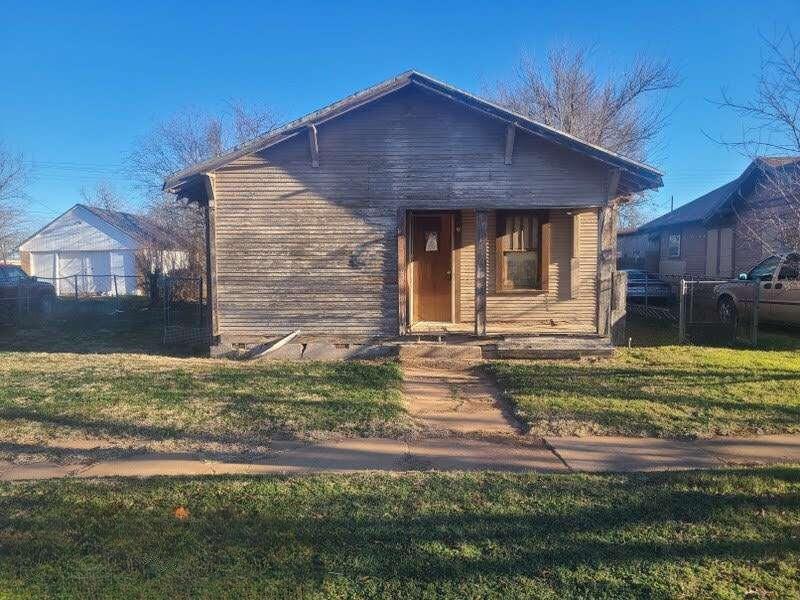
164,70 -> 664,202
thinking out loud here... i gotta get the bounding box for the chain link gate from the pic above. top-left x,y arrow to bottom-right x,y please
678,279 -> 759,346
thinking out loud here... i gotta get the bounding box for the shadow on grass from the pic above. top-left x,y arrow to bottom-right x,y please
1,469 -> 798,596
488,357 -> 800,437
0,297 -> 206,357
0,361 -> 407,462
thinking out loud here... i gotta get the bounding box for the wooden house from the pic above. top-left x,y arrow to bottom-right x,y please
618,157 -> 800,281
164,71 -> 663,355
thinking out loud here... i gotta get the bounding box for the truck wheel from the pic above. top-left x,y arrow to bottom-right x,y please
718,296 -> 737,325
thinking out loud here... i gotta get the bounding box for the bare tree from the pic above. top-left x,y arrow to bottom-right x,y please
717,29 -> 800,253
125,100 -> 279,277
0,143 -> 29,263
79,181 -> 127,211
490,45 -> 678,227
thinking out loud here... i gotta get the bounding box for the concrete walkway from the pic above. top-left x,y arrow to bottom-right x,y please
545,434 -> 800,472
402,363 -> 520,435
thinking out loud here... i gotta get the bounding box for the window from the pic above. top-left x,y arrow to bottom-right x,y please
497,211 -> 544,290
667,233 -> 681,258
748,256 -> 781,281
778,254 -> 800,281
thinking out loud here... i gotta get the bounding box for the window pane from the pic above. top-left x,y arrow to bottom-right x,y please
749,256 -> 780,281
668,234 -> 681,258
504,251 -> 537,288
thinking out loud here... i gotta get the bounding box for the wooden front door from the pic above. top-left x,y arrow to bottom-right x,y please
412,213 -> 452,322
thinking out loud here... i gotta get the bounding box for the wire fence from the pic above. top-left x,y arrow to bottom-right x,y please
1,273 -> 208,353
625,278 -> 760,347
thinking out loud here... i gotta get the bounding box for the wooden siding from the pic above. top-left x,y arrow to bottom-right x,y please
459,208 -> 598,332
658,225 -> 707,278
211,85 -> 610,338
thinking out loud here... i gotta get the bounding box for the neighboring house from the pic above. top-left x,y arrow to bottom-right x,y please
164,70 -> 663,353
18,204 -> 185,296
619,157 -> 800,280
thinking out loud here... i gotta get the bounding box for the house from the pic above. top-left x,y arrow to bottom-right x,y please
163,71 -> 663,355
619,157 -> 800,280
18,204 -> 186,296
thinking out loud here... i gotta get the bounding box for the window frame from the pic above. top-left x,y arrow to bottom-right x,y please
667,233 -> 681,258
495,210 -> 549,293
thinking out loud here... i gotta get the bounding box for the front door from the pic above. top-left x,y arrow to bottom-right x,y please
412,213 -> 452,322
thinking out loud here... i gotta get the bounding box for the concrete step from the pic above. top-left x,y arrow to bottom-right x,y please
398,343 -> 484,361
497,337 -> 614,360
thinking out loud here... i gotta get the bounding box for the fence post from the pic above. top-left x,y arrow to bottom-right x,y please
113,275 -> 118,297
752,281 -> 760,347
161,276 -> 169,345
644,273 -> 648,311
16,278 -> 22,321
678,279 -> 686,344
74,275 -> 79,300
198,277 -> 204,328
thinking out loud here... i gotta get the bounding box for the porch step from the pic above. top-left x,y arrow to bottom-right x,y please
496,336 -> 615,360
398,343 -> 484,361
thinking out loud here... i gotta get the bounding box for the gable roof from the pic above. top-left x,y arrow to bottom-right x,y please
79,205 -> 177,247
18,204 -> 179,251
164,70 -> 663,199
628,156 -> 800,235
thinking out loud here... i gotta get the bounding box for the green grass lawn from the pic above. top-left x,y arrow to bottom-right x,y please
490,343 -> 800,438
0,352 -> 409,459
1,468 -> 798,598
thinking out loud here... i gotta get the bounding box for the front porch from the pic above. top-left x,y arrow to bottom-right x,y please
398,207 -> 610,338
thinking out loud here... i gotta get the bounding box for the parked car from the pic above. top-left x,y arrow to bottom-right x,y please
0,264 -> 56,317
715,253 -> 800,325
622,269 -> 673,303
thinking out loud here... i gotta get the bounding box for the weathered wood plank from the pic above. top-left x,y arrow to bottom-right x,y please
397,208 -> 408,334
504,124 -> 516,165
203,173 -> 219,338
475,209 -> 488,336
308,125 -> 320,168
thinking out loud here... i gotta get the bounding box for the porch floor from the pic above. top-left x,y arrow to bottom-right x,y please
409,320 -> 597,336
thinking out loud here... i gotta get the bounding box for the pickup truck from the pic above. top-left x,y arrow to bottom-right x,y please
0,265 -> 56,320
715,253 -> 800,325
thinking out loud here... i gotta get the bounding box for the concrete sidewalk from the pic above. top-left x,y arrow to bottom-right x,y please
545,434 -> 800,472
0,437 -> 564,481
2,434 -> 799,480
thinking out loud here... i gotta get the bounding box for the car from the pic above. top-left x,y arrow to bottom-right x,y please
621,269 -> 673,303
715,253 -> 800,325
0,264 -> 57,319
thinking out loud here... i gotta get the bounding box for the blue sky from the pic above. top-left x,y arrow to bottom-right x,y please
1,0 -> 798,228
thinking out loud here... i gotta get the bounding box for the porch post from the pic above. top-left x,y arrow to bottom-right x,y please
598,169 -> 621,337
474,209 -> 488,336
397,208 -> 408,335
202,173 -> 219,339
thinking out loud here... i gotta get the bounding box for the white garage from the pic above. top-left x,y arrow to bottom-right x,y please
19,204 -> 184,296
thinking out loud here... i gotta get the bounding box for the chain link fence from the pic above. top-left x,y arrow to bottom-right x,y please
625,278 -> 760,347
1,273 -> 208,354
678,279 -> 759,346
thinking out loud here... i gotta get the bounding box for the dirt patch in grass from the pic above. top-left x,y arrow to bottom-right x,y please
489,345 -> 800,438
